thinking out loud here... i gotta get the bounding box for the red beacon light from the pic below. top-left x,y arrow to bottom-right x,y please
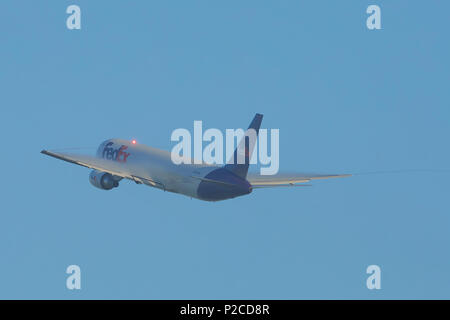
131,139 -> 137,145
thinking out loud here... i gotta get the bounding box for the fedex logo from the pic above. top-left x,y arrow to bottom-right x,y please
102,142 -> 130,163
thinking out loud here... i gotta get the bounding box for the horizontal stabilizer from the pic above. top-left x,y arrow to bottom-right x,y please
190,175 -> 237,187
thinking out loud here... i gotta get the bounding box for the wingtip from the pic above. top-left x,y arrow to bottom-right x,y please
41,149 -> 53,156
338,174 -> 352,178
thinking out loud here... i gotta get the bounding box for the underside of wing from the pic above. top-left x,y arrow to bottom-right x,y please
41,150 -> 162,187
247,172 -> 351,188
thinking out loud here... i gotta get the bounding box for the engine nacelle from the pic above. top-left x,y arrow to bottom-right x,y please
89,170 -> 120,190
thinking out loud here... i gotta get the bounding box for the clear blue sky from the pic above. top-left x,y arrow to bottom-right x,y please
1,1 -> 449,299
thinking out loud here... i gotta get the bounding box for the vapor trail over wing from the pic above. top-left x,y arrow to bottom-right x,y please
247,172 -> 351,188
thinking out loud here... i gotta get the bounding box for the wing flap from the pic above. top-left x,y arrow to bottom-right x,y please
251,183 -> 313,188
247,172 -> 351,188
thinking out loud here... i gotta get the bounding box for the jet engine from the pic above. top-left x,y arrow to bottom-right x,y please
89,170 -> 121,190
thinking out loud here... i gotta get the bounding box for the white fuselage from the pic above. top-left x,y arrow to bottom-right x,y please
97,139 -> 219,199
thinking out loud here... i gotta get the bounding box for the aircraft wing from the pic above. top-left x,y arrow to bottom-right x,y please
41,150 -> 161,186
247,172 -> 351,188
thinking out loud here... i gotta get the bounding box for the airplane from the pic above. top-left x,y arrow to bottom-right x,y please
41,114 -> 350,201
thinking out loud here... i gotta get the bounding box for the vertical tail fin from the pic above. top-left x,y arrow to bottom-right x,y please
224,113 -> 263,179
